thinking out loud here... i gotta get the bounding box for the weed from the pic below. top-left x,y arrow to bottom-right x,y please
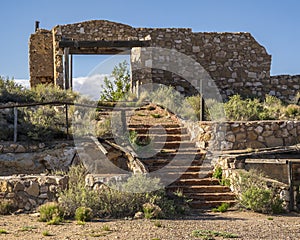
212,203 -> 230,213
267,217 -> 274,220
0,229 -> 8,234
192,229 -> 238,239
75,206 -> 93,222
143,203 -> 162,219
151,113 -> 162,118
20,226 -> 37,231
212,166 -> 222,180
0,199 -> 14,215
153,220 -> 162,228
38,202 -> 63,224
102,225 -> 111,231
76,221 -> 86,225
47,215 -> 63,225
42,230 -> 52,236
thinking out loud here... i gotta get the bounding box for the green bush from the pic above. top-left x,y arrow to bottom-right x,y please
224,95 -> 263,121
38,202 -> 63,224
100,60 -> 131,101
212,202 -> 230,213
0,199 -> 14,215
59,168 -> 181,219
234,169 -> 284,214
212,166 -> 223,180
285,104 -> 300,119
58,165 -> 100,218
143,202 -> 162,219
0,77 -> 33,103
75,206 -> 93,222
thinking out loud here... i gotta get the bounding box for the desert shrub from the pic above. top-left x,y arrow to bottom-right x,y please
143,202 -> 162,219
184,95 -> 201,120
234,169 -> 283,214
224,95 -> 263,121
261,94 -> 283,120
59,170 -> 180,219
0,199 -> 14,215
285,104 -> 300,119
20,106 -> 67,141
38,202 -> 63,224
97,174 -> 177,218
75,206 -> 93,222
58,165 -> 101,218
31,84 -> 77,103
205,98 -> 226,121
95,118 -> 111,137
0,77 -> 33,103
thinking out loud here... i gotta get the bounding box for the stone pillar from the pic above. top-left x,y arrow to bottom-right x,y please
29,29 -> 54,87
52,26 -> 64,88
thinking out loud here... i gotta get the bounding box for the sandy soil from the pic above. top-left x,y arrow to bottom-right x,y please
0,210 -> 299,240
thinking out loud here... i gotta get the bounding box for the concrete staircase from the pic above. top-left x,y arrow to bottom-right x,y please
127,105 -> 236,208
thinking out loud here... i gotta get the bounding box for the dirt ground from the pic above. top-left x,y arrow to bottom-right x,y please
0,210 -> 299,240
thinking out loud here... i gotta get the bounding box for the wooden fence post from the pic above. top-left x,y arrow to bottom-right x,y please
65,104 -> 69,140
288,161 -> 294,211
13,106 -> 18,142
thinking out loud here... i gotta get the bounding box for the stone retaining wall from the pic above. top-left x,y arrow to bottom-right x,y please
184,120 -> 300,151
0,175 -> 68,212
215,155 -> 294,211
0,142 -> 78,175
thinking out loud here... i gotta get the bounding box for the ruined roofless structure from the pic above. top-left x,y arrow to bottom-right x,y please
29,20 -> 299,102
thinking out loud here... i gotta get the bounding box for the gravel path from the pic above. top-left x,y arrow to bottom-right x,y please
0,210 -> 299,240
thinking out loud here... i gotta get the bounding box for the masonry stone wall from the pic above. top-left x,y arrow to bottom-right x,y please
269,75 -> 300,102
184,120 -> 300,151
0,175 -> 68,212
28,20 -> 300,102
29,29 -> 54,87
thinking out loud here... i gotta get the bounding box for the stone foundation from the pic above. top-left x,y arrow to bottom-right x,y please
184,120 -> 300,151
0,175 -> 68,212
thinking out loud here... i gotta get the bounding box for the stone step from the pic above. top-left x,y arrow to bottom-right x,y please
128,127 -> 187,135
128,124 -> 182,129
135,134 -> 190,142
157,171 -> 213,179
150,165 -> 204,172
185,192 -> 236,201
167,185 -> 231,194
152,141 -> 196,149
189,200 -> 237,208
170,178 -> 220,186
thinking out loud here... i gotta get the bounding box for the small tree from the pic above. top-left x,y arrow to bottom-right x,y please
100,60 -> 131,101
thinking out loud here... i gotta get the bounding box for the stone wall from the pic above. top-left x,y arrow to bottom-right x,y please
29,20 -> 299,101
29,29 -> 54,87
269,75 -> 300,102
216,155 -> 295,211
0,141 -> 78,175
0,175 -> 68,212
184,120 -> 300,151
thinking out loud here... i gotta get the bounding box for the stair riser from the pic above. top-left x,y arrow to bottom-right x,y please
136,135 -> 190,142
128,128 -> 187,135
185,194 -> 236,201
189,201 -> 236,209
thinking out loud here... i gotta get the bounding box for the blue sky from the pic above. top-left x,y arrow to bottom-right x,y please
0,0 -> 299,79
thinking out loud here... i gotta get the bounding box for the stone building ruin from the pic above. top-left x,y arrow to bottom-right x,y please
29,20 -> 299,102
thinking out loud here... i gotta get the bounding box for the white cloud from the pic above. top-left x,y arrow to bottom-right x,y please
13,79 -> 30,88
73,74 -> 108,100
14,74 -> 108,101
